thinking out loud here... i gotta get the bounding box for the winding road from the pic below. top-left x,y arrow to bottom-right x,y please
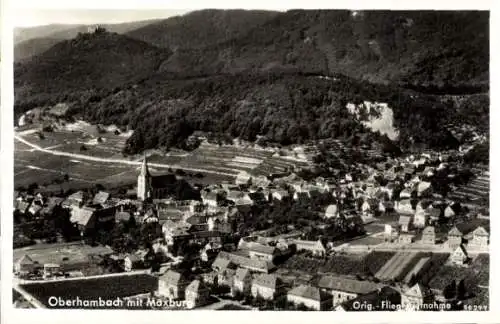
15,134 -> 237,178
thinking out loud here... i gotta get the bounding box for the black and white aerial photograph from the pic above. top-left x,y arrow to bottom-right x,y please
11,7 -> 490,312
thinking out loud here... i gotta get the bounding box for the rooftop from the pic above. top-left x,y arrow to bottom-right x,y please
318,276 -> 382,295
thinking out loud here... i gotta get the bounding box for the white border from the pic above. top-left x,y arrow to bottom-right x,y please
1,1 -> 497,324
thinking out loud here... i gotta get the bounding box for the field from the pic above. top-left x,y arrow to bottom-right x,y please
177,142 -> 310,177
20,273 -> 158,308
281,251 -> 395,277
374,251 -> 420,281
448,169 -> 489,209
14,243 -> 113,271
15,123 -> 311,191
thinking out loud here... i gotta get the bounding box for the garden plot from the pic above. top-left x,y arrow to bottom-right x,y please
375,251 -> 419,281
20,273 -> 158,308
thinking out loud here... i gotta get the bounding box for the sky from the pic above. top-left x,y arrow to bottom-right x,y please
11,0 -> 491,27
14,9 -> 192,27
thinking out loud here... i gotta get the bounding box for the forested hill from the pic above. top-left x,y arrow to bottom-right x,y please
14,10 -> 489,155
14,19 -> 164,60
147,10 -> 489,92
126,9 -> 280,50
14,30 -> 170,102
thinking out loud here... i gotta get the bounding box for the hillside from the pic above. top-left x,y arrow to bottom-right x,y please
13,10 -> 489,155
126,9 -> 279,50
14,30 -> 170,105
154,10 -> 489,91
15,37 -> 62,62
55,72 -> 465,155
14,19 -> 163,61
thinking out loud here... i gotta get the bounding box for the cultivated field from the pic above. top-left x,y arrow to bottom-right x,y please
20,273 -> 158,308
374,251 -> 420,281
15,125 -> 311,191
282,251 -> 395,277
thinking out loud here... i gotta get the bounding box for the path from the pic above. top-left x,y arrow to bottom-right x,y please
15,134 -> 237,177
198,296 -> 252,310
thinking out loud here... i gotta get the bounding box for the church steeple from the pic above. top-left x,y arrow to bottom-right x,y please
137,153 -> 151,201
140,154 -> 150,177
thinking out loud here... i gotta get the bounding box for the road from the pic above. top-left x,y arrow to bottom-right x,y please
15,134 -> 237,178
198,295 -> 253,310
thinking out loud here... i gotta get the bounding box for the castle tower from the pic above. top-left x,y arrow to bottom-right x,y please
137,155 -> 151,201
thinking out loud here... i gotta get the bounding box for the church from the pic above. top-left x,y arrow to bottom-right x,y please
137,156 -> 177,200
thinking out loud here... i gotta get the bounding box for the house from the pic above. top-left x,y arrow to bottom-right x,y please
293,191 -> 310,202
238,241 -> 278,262
287,285 -> 332,310
449,245 -> 468,265
401,283 -> 434,309
65,191 -> 87,207
231,268 -> 252,297
444,205 -> 456,218
163,225 -> 192,246
413,209 -> 428,228
324,204 -> 339,218
384,224 -> 399,241
423,167 -> 435,177
15,255 -> 36,275
447,226 -> 463,249
14,200 -> 31,214
251,274 -> 283,300
70,206 -> 97,234
212,257 -> 238,287
427,206 -> 441,224
272,190 -> 289,201
41,197 -> 65,216
235,171 -> 252,186
468,226 -> 489,249
398,215 -> 412,233
318,275 -> 382,306
27,202 -> 43,217
214,251 -> 276,274
291,239 -> 326,257
185,280 -> 210,308
43,263 -> 61,279
92,191 -> 110,205
360,200 -> 372,214
226,190 -> 246,203
421,226 -> 436,245
417,182 -> 433,197
398,233 -> 415,244
201,192 -> 218,207
158,270 -> 189,299
336,286 -> 401,311
395,199 -> 413,215
124,254 -> 142,272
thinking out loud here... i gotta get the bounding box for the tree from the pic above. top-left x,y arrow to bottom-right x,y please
457,279 -> 467,300
443,280 -> 457,300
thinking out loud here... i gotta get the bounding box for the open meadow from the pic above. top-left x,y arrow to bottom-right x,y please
15,124 -> 311,191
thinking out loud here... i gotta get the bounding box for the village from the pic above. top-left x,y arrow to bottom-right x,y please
12,126 -> 490,311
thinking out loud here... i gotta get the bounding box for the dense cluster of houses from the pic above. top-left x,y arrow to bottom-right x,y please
13,144 -> 490,309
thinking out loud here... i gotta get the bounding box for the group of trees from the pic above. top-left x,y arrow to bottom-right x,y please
45,70 -> 475,156
443,279 -> 469,301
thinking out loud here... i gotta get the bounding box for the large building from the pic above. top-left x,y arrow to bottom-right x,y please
137,156 -> 177,201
